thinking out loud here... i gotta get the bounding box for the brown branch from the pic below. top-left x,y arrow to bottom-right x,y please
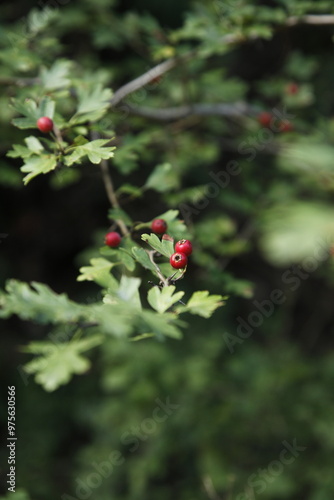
108,31 -> 242,109
109,56 -> 189,108
121,102 -> 257,121
1,15 -> 334,94
202,475 -> 222,500
286,14 -> 334,26
108,15 -> 334,108
91,131 -> 129,236
0,77 -> 40,86
99,158 -> 129,236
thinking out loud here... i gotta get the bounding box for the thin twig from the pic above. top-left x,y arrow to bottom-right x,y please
91,130 -> 129,236
51,126 -> 65,154
0,76 -> 40,86
122,102 -> 257,122
109,56 -> 190,107
202,475 -> 222,500
286,14 -> 334,26
1,15 -> 334,95
148,250 -> 169,287
99,158 -> 129,236
108,15 -> 334,108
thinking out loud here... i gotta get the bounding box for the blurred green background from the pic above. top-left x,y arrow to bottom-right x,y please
1,0 -> 334,499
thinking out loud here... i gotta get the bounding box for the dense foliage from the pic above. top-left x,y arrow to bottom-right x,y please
1,0 -> 334,499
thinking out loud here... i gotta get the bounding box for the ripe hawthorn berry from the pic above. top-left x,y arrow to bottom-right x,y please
257,112 -> 273,128
280,121 -> 294,133
36,117 -> 54,133
170,252 -> 188,269
105,231 -> 121,247
286,82 -> 299,95
151,218 -> 167,234
175,239 -> 192,256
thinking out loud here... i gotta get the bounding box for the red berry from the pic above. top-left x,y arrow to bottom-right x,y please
105,231 -> 121,247
175,239 -> 192,256
286,82 -> 299,95
170,252 -> 188,269
280,121 -> 294,133
257,111 -> 273,128
36,116 -> 54,133
151,219 -> 167,234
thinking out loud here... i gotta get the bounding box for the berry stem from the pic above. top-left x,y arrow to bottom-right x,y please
51,125 -> 65,154
148,250 -> 169,287
91,131 -> 129,237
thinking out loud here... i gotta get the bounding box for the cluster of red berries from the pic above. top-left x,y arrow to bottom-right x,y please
170,239 -> 192,269
104,218 -> 168,249
150,218 -> 192,269
257,112 -> 293,133
36,117 -> 54,133
104,218 -> 192,270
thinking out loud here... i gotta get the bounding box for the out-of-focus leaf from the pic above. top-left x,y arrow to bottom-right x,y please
177,291 -> 226,318
260,202 -> 334,265
145,163 -> 179,192
148,285 -> 184,314
23,335 -> 103,391
64,139 -> 115,165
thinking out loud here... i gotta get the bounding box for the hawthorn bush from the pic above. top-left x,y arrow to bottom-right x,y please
1,1 -> 334,499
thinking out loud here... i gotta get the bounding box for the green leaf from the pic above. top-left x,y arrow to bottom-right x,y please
117,248 -> 136,271
77,84 -> 112,114
116,183 -> 142,198
278,143 -> 334,187
40,60 -> 72,90
99,247 -> 135,271
177,291 -> 225,318
7,136 -> 44,162
195,216 -> 236,248
7,143 -> 35,160
141,233 -> 174,258
141,310 -> 184,339
112,132 -> 152,174
77,258 -> 118,288
117,276 -> 141,308
91,303 -> 134,337
259,202 -> 334,265
148,285 -> 184,314
145,162 -> 179,192
108,207 -> 133,226
49,168 -> 81,189
23,335 -> 103,392
20,155 -> 58,184
166,185 -> 210,206
0,280 -> 89,324
11,98 -> 38,129
27,7 -> 59,35
11,117 -> 38,129
25,136 -> 44,154
70,84 -> 112,124
64,139 -> 115,166
38,96 -> 56,119
11,96 -> 55,129
0,488 -> 31,500
132,246 -> 157,272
